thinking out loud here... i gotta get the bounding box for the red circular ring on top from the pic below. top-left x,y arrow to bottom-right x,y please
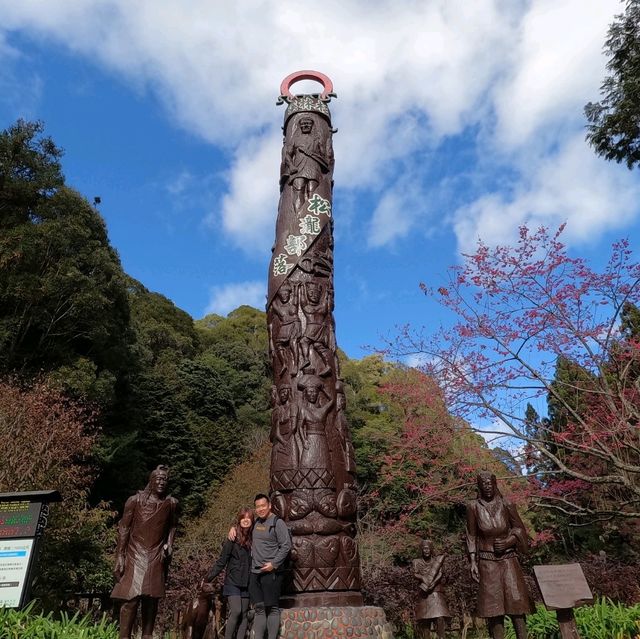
280,70 -> 334,100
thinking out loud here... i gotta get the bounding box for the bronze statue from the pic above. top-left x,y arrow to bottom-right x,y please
466,472 -> 534,639
267,73 -> 361,607
112,465 -> 178,639
181,581 -> 215,639
413,539 -> 450,639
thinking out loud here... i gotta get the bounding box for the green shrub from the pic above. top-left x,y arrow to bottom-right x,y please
0,604 -> 117,639
505,598 -> 640,639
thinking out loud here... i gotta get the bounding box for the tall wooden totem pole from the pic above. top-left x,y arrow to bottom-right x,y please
267,71 -> 361,609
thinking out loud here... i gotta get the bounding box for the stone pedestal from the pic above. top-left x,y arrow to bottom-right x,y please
279,606 -> 394,639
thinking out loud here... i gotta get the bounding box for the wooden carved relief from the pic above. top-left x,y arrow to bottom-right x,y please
267,75 -> 362,606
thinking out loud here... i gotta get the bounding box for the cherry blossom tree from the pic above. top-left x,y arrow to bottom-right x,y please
376,368 -> 509,511
389,225 -> 640,521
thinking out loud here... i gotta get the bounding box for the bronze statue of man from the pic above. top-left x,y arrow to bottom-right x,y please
413,539 -> 450,639
112,465 -> 178,639
466,472 -> 534,639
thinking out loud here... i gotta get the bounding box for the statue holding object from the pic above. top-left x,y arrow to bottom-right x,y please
413,539 -> 450,639
111,465 -> 178,639
466,472 -> 534,639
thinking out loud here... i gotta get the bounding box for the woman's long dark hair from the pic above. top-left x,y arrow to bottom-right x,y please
235,507 -> 253,549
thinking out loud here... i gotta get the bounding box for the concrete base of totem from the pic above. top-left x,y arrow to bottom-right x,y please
278,606 -> 394,639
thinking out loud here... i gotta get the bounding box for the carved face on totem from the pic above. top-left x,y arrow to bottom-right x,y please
307,282 -> 322,303
278,284 -> 292,303
278,386 -> 291,404
299,117 -> 314,134
304,384 -> 321,404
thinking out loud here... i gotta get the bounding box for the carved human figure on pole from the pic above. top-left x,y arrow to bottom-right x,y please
269,282 -> 301,378
296,374 -> 334,468
270,385 -> 298,471
112,465 -> 178,639
280,115 -> 334,215
466,472 -> 534,639
267,75 -> 363,605
413,539 -> 450,639
300,281 -> 332,377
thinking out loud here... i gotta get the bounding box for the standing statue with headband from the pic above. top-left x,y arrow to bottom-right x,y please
111,465 -> 178,639
466,472 -> 534,639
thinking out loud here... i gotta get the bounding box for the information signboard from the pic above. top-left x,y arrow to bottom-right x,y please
533,563 -> 594,610
0,538 -> 35,608
0,491 -> 60,608
0,501 -> 42,538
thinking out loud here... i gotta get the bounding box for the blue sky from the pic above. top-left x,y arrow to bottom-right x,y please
0,0 -> 638,363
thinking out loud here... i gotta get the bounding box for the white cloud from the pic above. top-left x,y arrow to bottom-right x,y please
0,31 -> 42,116
492,0 -> 617,150
475,418 -> 520,449
403,352 -> 432,369
453,133 -> 640,252
213,131 -> 282,252
368,177 -> 428,247
165,170 -> 194,197
0,0 -> 633,253
0,0 -> 516,244
204,280 -> 265,316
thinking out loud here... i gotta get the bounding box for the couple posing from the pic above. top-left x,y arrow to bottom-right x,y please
206,493 -> 292,639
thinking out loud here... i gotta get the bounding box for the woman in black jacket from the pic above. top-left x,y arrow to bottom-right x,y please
206,507 -> 253,639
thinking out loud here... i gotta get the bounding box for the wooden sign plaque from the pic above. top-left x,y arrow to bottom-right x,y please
533,563 -> 594,639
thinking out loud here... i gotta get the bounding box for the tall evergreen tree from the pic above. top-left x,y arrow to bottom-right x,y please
0,120 -> 132,404
585,0 -> 640,168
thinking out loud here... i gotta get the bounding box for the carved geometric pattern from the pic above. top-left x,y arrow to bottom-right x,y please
291,567 -> 360,592
271,468 -> 335,491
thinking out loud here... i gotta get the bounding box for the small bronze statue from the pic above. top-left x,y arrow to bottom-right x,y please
181,581 -> 215,639
111,465 -> 178,639
466,472 -> 534,639
413,539 -> 450,639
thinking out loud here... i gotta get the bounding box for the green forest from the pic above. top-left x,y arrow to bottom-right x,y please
2,118 -> 640,636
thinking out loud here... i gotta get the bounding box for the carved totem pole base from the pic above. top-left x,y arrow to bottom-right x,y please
278,606 -> 395,639
281,590 -> 363,608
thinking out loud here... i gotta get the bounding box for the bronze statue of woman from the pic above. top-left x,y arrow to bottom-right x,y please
466,472 -> 534,639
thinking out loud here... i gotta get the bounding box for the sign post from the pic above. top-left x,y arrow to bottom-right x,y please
0,490 -> 61,608
533,564 -> 594,639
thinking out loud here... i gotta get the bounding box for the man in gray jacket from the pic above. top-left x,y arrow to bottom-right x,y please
249,493 -> 292,639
